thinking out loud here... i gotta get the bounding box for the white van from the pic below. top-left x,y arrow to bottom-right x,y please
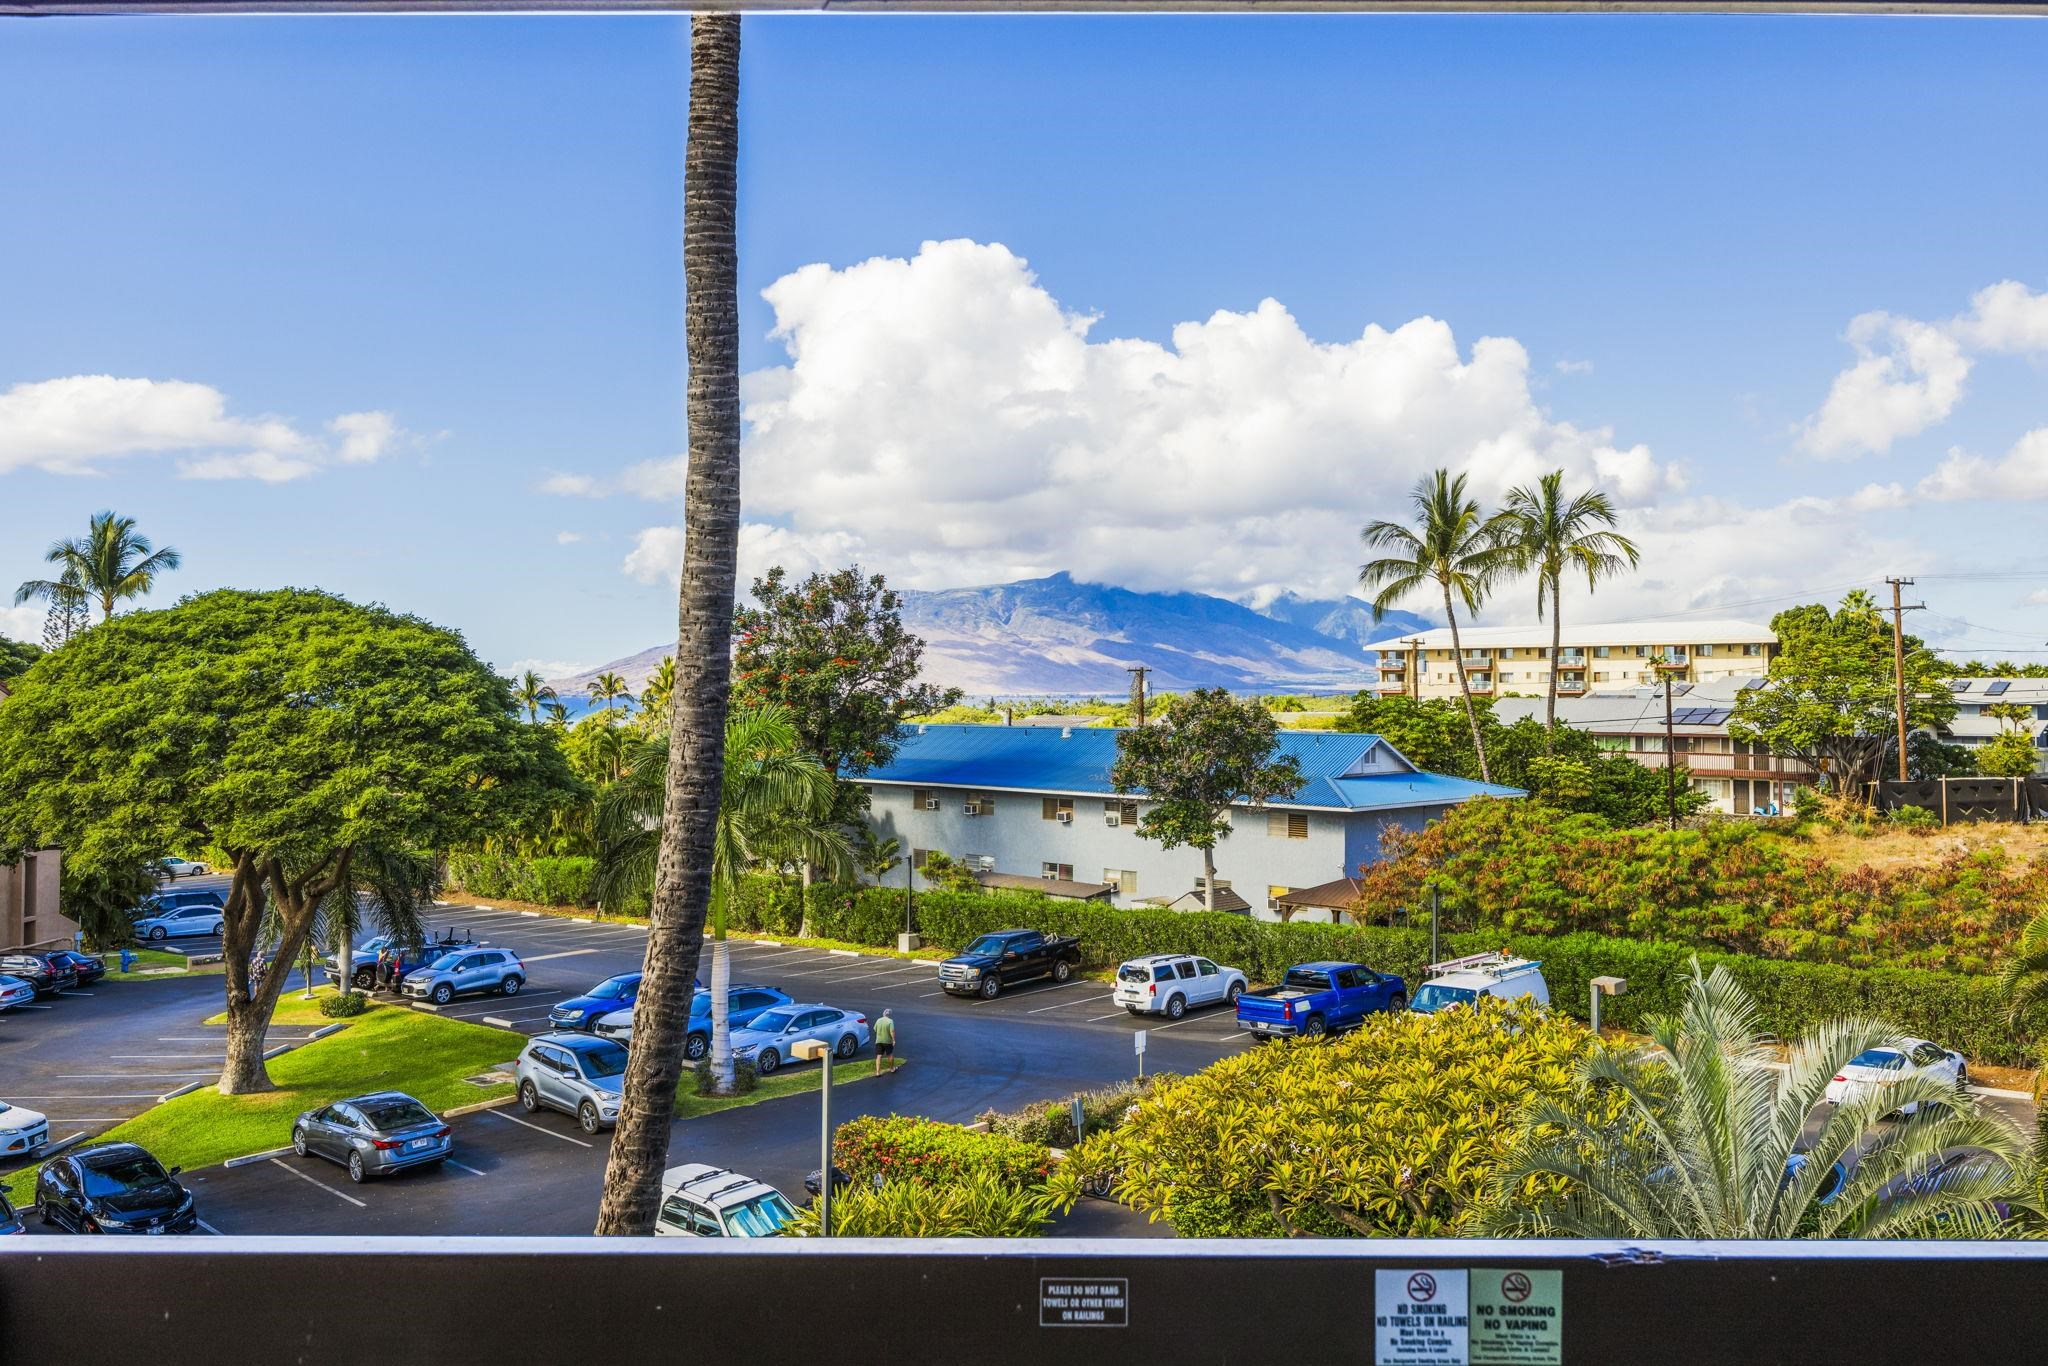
1408,952 -> 1550,1014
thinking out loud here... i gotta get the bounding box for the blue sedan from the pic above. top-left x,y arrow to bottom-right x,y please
595,983 -> 793,1057
549,972 -> 706,1032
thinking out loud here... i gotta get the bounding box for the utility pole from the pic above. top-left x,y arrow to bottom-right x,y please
1657,662 -> 1682,830
1126,665 -> 1149,727
1884,577 -> 1924,783
1404,636 -> 1423,701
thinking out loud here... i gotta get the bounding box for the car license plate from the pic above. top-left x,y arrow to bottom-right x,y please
407,1137 -> 432,1151
146,1224 -> 166,1235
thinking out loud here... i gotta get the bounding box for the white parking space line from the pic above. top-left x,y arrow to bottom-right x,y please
485,1108 -> 594,1148
1032,994 -> 1114,1015
111,1054 -> 225,1060
10,1094 -> 167,1100
268,1157 -> 367,1208
1218,1034 -> 1253,1046
873,978 -> 930,990
517,949 -> 600,965
59,990 -> 95,997
1085,1011 -> 1129,1022
196,1218 -> 224,1235
447,1159 -> 487,1176
57,1072 -> 220,1079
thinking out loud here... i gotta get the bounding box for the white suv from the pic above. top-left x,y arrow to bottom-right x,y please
1113,953 -> 1247,1019
654,1163 -> 799,1238
1409,952 -> 1550,1014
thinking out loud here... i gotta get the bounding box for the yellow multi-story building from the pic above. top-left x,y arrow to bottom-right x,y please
1361,619 -> 1776,701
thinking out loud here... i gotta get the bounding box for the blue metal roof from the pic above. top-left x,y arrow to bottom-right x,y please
863,724 -> 1524,812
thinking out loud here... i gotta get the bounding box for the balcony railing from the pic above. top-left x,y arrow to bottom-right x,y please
1628,751 -> 1815,775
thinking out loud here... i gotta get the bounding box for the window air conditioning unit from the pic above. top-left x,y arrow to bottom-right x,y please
963,803 -> 981,816
923,798 -> 941,811
1104,814 -> 1122,828
1055,811 -> 1073,825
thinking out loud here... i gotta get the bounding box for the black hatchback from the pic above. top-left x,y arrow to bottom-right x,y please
35,1142 -> 198,1235
0,953 -> 79,998
48,951 -> 107,987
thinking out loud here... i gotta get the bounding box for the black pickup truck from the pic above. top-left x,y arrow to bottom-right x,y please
936,928 -> 1083,999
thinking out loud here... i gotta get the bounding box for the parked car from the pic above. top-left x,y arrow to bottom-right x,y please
729,1004 -> 871,1075
34,1142 -> 198,1234
655,1163 -> 799,1238
515,1033 -> 628,1132
937,928 -> 1082,999
1408,952 -> 1551,1014
325,931 -> 479,989
1113,953 -> 1246,1019
155,856 -> 210,879
0,953 -> 79,997
400,947 -> 526,1005
48,951 -> 107,988
548,972 -> 644,1032
1235,961 -> 1407,1039
0,974 -> 36,1011
595,983 -> 790,1055
1826,1038 -> 1969,1115
0,1190 -> 22,1235
131,892 -> 227,941
292,1091 -> 452,1183
0,1100 -> 50,1163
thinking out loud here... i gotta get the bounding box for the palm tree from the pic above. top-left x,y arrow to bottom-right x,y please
542,700 -> 570,729
14,511 -> 182,622
1500,470 -> 1640,750
593,703 -> 852,1091
304,846 -> 439,997
570,715 -> 629,785
587,671 -> 632,721
1480,963 -> 2029,1239
1359,470 -> 1516,782
513,670 -> 559,724
595,12 -> 742,1238
639,655 -> 677,733
1997,909 -> 2048,1033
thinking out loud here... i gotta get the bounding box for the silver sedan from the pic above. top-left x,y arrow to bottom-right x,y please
729,1004 -> 871,1075
291,1092 -> 452,1183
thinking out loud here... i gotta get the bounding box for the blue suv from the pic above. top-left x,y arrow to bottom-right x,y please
595,983 -> 791,1059
548,972 -> 707,1032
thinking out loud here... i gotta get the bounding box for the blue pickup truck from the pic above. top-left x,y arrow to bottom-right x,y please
1234,961 -> 1408,1039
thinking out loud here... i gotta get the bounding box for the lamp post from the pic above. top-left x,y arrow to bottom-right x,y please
899,856 -> 920,953
792,1038 -> 835,1235
1591,975 -> 1626,1036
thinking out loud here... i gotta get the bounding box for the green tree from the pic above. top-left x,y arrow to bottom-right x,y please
586,670 -> 631,720
513,669 -> 558,724
1341,694 -> 1489,776
732,564 -> 957,778
1059,1001 -> 1594,1236
13,510 -> 181,623
58,857 -> 159,951
1730,592 -> 1956,795
1976,703 -> 2041,778
0,588 -> 579,1093
39,568 -> 90,650
1481,963 -> 2029,1239
1109,687 -> 1303,911
593,702 -> 852,1091
638,655 -> 677,733
1359,470 -> 1517,783
1998,910 -> 2048,1030
1499,470 -> 1640,750
0,636 -> 40,685
308,845 -> 442,998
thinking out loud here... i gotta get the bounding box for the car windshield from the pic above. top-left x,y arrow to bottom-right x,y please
1117,964 -> 1151,984
358,1098 -> 438,1130
1409,984 -> 1478,1013
80,1154 -> 170,1197
588,976 -> 636,999
750,1009 -> 796,1033
965,935 -> 1013,956
1281,969 -> 1332,991
429,951 -> 466,969
1847,1049 -> 1907,1070
577,1043 -> 630,1078
722,1191 -> 797,1237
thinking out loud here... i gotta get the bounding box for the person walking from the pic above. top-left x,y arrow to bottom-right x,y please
373,948 -> 390,993
873,1009 -> 897,1075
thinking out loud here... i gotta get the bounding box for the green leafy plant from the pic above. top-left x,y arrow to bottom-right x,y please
692,1054 -> 757,1096
318,991 -> 369,1019
833,1114 -> 1052,1189
986,1079 -> 1155,1149
786,1168 -> 1058,1237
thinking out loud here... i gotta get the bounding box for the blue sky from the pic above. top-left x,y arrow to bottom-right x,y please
4,14 -> 2046,677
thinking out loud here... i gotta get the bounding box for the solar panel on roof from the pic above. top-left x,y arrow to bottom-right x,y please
1950,680 -> 1972,692
1985,681 -> 2010,696
1704,707 -> 1731,726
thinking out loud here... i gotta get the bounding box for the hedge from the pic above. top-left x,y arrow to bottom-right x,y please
446,852 -> 599,909
733,875 -> 2028,1066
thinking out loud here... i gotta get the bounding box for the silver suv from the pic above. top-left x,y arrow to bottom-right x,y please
514,1033 -> 627,1133
401,947 -> 526,1006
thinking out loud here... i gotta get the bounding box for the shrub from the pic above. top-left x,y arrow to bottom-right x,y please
447,852 -> 598,908
785,1169 -> 1057,1237
1888,805 -> 1941,832
987,1079 -> 1156,1149
318,991 -> 369,1018
833,1114 -> 1051,1189
692,1055 -> 757,1096
1062,1001 -> 1594,1237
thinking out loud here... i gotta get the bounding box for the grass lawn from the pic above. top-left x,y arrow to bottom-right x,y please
675,1057 -> 883,1121
3,997 -> 517,1205
100,947 -> 225,982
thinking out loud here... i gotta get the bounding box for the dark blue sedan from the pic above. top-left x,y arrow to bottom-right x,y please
547,972 -> 706,1032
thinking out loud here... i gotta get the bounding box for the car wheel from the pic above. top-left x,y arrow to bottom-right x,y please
980,974 -> 1001,1000
195,865 -> 208,875
353,968 -> 375,990
1052,960 -> 1074,984
519,1080 -> 540,1112
347,1151 -> 366,1184
684,1032 -> 709,1061
430,983 -> 453,1006
292,1127 -> 308,1158
210,923 -> 223,937
757,1048 -> 781,1075
1302,1014 -> 1327,1038
578,1101 -> 601,1134
1389,994 -> 1408,1012
1165,994 -> 1186,1021
500,976 -> 523,997
1227,982 -> 1244,1005
835,1033 -> 858,1059
148,926 -> 167,941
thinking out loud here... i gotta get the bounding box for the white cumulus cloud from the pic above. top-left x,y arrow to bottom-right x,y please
329,410 -> 400,464
1916,427 -> 2048,503
621,522 -> 866,594
0,604 -> 45,642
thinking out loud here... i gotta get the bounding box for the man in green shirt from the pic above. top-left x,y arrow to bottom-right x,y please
874,1009 -> 897,1075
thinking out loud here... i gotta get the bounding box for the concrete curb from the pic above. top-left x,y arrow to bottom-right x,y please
34,1133 -> 87,1163
261,1043 -> 294,1060
410,1001 -> 444,1013
829,949 -> 861,958
482,1016 -> 517,1029
187,953 -> 225,966
223,1146 -> 293,1169
158,1080 -> 207,1103
444,1094 -> 517,1119
308,1022 -> 347,1041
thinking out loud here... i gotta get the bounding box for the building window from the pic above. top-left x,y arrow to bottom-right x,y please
911,848 -> 931,870
1698,643 -> 1715,656
1103,869 -> 1137,895
912,787 -> 938,811
1041,862 -> 1074,881
1499,672 -> 1513,683
1266,811 -> 1309,839
1595,646 -> 1610,657
1593,671 -> 1609,682
966,854 -> 994,873
1743,643 -> 1762,656
1501,647 -> 1515,659
1267,884 -> 1290,912
1041,797 -> 1074,821
1103,799 -> 1137,827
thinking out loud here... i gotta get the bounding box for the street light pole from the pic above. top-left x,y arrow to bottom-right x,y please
794,1038 -> 835,1236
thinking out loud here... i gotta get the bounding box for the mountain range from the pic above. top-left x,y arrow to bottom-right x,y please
546,573 -> 1430,699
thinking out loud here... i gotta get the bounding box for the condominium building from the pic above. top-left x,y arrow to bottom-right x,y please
1940,677 -> 2048,775
1,847 -> 71,953
856,723 -> 1522,922
1361,619 -> 1776,702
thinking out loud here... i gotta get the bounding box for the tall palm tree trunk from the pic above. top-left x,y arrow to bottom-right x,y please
1544,575 -> 1563,754
709,887 -> 734,1092
1442,582 -> 1492,783
594,12 -> 741,1237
